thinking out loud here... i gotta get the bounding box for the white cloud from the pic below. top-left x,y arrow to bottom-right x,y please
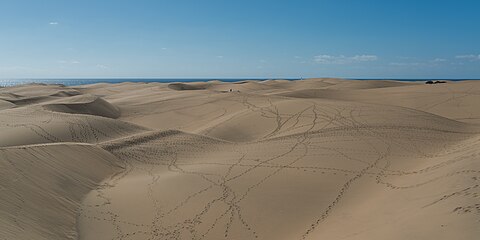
313,54 -> 378,64
455,54 -> 480,60
350,55 -> 378,61
314,55 -> 340,64
216,55 -> 224,59
96,64 -> 108,69
161,47 -> 167,50
432,58 -> 447,62
49,22 -> 59,25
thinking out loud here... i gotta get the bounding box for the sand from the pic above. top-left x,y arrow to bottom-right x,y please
1,78 -> 479,239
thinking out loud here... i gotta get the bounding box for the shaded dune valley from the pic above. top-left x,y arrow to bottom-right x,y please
1,78 -> 480,240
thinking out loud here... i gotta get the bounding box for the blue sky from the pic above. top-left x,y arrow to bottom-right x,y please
0,0 -> 479,79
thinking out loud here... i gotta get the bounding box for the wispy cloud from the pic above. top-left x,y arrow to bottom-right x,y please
432,58 -> 447,63
49,22 -> 59,25
96,64 -> 108,69
216,55 -> 224,59
350,55 -> 378,61
455,54 -> 480,60
313,54 -> 378,64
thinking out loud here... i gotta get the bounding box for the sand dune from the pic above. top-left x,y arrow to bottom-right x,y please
44,94 -> 121,118
0,143 -> 121,240
1,79 -> 480,239
0,99 -> 15,110
168,82 -> 212,91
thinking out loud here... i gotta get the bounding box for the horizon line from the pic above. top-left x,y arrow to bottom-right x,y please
2,77 -> 480,80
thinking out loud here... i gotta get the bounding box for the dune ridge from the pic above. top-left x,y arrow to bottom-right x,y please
1,78 -> 479,240
43,94 -> 121,119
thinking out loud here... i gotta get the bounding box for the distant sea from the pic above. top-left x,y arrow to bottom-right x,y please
0,78 -> 476,87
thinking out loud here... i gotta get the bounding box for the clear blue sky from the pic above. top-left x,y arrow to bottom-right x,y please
0,0 -> 479,79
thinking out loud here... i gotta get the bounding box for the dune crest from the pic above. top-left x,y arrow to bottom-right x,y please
43,94 -> 121,119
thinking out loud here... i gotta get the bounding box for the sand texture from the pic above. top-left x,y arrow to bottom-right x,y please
1,79 -> 479,239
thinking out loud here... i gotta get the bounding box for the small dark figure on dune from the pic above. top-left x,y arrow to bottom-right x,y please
426,80 -> 447,84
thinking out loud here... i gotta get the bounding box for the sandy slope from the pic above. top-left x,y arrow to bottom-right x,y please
0,143 -> 121,240
1,79 -> 480,240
